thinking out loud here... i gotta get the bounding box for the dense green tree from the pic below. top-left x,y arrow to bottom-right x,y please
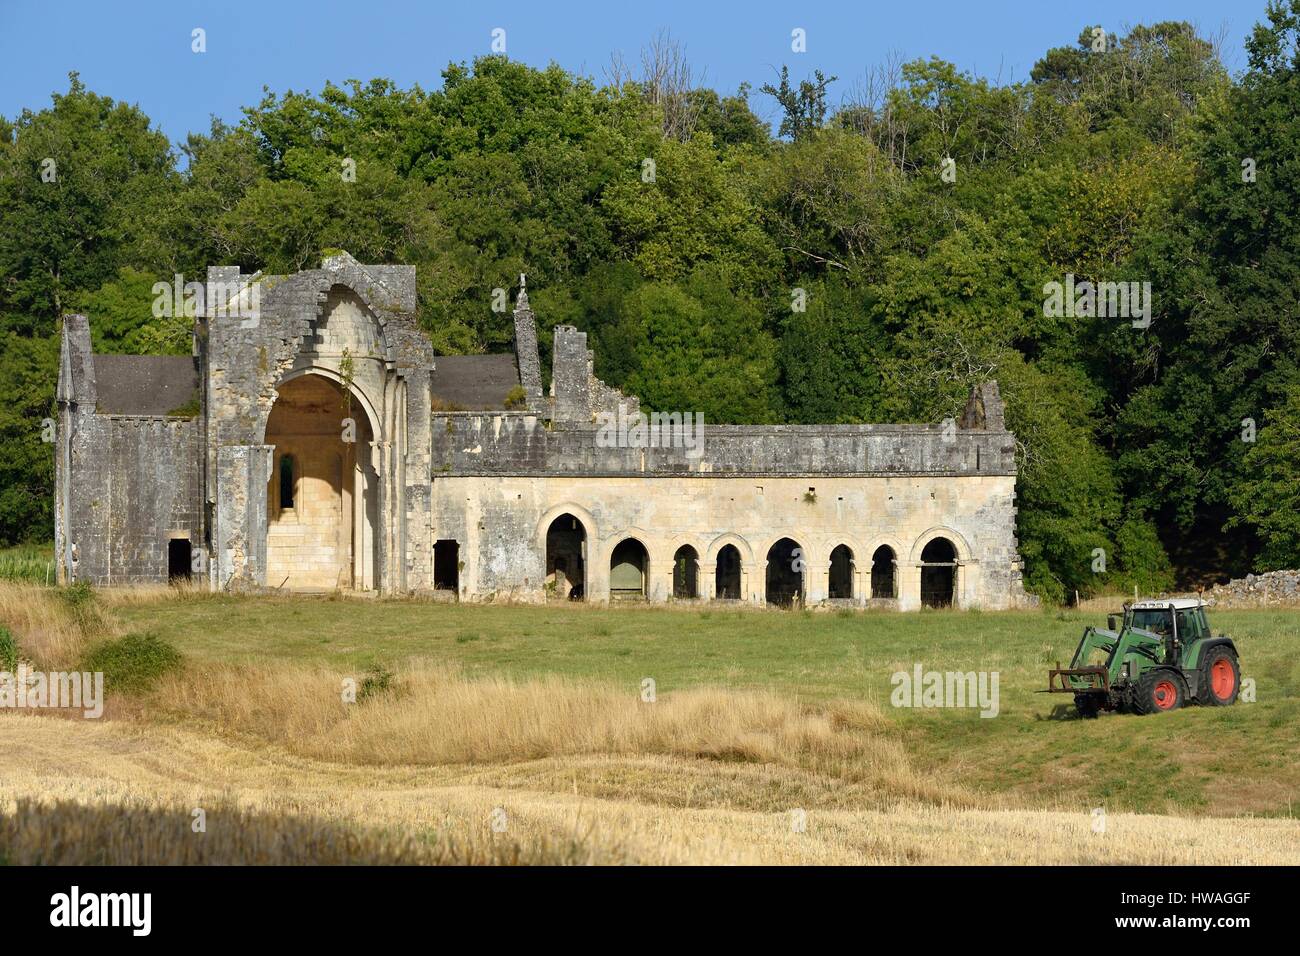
0,333 -> 58,546
1,19 -> 1287,599
760,67 -> 837,141
0,74 -> 176,331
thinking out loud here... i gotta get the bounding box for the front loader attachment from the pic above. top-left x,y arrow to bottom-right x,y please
1045,662 -> 1109,694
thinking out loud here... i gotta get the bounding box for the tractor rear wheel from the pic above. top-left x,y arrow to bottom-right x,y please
1074,694 -> 1102,719
1131,668 -> 1187,715
1200,646 -> 1240,706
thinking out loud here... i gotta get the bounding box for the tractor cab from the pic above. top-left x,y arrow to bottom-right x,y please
1115,600 -> 1210,665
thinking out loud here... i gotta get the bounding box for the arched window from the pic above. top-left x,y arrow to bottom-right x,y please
920,537 -> 958,608
829,545 -> 854,599
715,545 -> 741,600
673,545 -> 699,599
610,539 -> 649,600
765,538 -> 804,608
279,454 -> 296,511
870,546 -> 896,599
546,514 -> 587,601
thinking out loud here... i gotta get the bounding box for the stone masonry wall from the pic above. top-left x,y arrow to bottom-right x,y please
1201,570 -> 1300,608
67,415 -> 204,585
430,473 -> 1023,609
205,253 -> 433,592
431,414 -> 1015,477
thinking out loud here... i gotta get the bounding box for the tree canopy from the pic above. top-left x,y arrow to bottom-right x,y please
6,9 -> 1300,603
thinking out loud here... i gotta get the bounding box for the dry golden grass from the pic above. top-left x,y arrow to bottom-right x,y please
0,796 -> 614,865
4,579 -> 1299,864
0,582 -> 112,669
146,662 -> 961,807
93,580 -> 211,608
2,714 -> 1297,864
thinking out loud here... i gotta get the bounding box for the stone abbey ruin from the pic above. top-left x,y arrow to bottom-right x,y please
54,253 -> 1029,609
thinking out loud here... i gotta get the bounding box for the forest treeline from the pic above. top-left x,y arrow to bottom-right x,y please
6,7 -> 1300,602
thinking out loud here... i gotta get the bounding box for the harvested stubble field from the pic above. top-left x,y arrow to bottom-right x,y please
1,581 -> 1298,864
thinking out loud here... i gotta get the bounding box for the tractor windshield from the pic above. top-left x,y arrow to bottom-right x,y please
1127,609 -> 1172,634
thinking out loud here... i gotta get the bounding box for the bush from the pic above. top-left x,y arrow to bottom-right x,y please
58,581 -> 112,638
59,580 -> 94,612
358,662 -> 396,701
81,632 -> 182,693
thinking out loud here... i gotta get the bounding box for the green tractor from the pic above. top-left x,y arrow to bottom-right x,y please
1046,598 -> 1241,718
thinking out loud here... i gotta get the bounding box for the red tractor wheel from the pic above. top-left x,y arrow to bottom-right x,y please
1132,668 -> 1187,715
1200,646 -> 1240,706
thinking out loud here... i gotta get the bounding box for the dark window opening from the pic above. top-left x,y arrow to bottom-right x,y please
546,514 -> 586,601
715,544 -> 741,600
765,538 -> 804,608
279,454 -> 296,511
168,538 -> 192,582
829,545 -> 853,599
920,538 -> 957,608
870,546 -> 896,599
673,545 -> 698,598
434,540 -> 460,592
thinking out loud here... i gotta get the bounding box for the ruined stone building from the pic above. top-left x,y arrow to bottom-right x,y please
54,253 -> 1029,610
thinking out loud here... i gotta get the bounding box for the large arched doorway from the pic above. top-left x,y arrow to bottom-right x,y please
766,538 -> 804,607
920,538 -> 958,608
265,374 -> 377,590
715,544 -> 741,600
610,538 -> 649,600
672,545 -> 698,599
871,545 -> 896,599
545,514 -> 586,600
829,544 -> 854,600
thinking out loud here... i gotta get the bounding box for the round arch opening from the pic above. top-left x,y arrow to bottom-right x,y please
870,545 -> 897,599
610,538 -> 649,600
829,544 -> 854,600
920,537 -> 958,608
765,537 -> 804,608
265,373 -> 377,591
672,545 -> 699,599
545,513 -> 587,601
715,544 -> 742,600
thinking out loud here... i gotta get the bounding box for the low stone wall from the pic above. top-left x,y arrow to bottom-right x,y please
1202,570 -> 1300,608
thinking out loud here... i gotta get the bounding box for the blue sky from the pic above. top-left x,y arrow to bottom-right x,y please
0,0 -> 1271,151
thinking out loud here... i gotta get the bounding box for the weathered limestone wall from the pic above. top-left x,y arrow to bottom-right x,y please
1202,570 -> 1300,608
432,414 -> 1015,478
67,416 -> 204,585
430,473 -> 1023,609
56,315 -> 205,585
57,265 -> 1028,609
205,253 -> 433,592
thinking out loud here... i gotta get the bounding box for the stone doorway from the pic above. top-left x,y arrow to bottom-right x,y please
265,374 -> 377,590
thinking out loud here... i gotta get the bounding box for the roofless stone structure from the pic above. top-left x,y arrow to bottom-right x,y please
55,253 -> 1030,609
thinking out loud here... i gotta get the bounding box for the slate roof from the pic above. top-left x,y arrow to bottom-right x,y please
93,354 -> 201,416
431,355 -> 521,410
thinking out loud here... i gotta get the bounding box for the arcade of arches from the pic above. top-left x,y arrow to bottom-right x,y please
531,507 -> 964,609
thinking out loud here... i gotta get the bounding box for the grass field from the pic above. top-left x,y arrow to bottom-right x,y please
2,581 -> 1299,864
